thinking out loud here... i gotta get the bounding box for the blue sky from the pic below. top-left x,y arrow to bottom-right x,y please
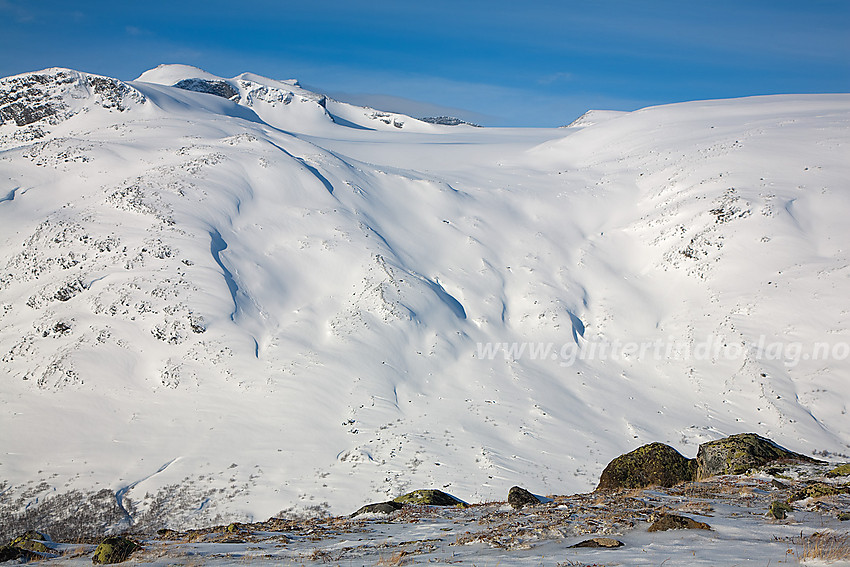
1,0 -> 848,126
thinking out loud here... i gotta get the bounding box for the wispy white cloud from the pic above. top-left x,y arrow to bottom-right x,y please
125,26 -> 149,37
538,72 -> 575,86
0,0 -> 35,23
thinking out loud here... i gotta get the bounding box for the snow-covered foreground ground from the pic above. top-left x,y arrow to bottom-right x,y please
18,468 -> 850,565
1,65 -> 849,535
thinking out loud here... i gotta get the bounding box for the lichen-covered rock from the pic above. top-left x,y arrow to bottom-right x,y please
648,513 -> 711,532
596,442 -> 697,491
8,530 -> 51,553
350,501 -> 405,517
507,486 -> 542,509
569,537 -> 624,548
392,489 -> 466,507
91,536 -> 140,564
696,433 -> 823,479
768,501 -> 793,519
826,464 -> 850,478
789,482 -> 850,502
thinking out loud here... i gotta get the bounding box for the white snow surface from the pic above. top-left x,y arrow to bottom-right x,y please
1,65 -> 849,528
564,109 -> 628,128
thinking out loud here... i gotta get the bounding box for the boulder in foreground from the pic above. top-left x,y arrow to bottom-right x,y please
648,513 -> 711,532
696,433 -> 824,479
91,536 -> 140,564
8,531 -> 51,553
392,489 -> 467,507
507,486 -> 542,509
597,442 -> 697,491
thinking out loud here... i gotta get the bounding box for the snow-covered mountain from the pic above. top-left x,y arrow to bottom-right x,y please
1,65 -> 848,532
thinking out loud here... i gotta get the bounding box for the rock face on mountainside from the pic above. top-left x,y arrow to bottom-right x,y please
419,116 -> 480,127
696,433 -> 824,479
597,443 -> 697,491
0,69 -> 144,128
173,78 -> 239,100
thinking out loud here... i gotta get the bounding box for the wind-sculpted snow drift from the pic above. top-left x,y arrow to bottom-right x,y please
1,64 -> 848,533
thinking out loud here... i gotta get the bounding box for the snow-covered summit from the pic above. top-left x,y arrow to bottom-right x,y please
136,63 -> 224,85
135,63 -> 440,133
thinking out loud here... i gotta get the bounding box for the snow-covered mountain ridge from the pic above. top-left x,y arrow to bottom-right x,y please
1,65 -> 849,532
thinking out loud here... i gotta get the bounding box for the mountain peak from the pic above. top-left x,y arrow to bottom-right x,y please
135,63 -> 223,85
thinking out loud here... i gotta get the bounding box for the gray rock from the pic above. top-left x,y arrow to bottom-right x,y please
392,489 -> 466,507
507,486 -> 542,509
696,433 -> 824,479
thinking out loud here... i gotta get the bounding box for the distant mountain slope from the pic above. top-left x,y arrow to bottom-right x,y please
137,64 -> 442,133
1,67 -> 848,534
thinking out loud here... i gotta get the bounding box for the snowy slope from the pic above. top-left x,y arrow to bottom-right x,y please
1,66 -> 849,531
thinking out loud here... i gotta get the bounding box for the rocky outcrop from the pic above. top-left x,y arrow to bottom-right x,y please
392,489 -> 466,507
597,442 -> 697,491
507,486 -> 542,509
696,433 -> 824,479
